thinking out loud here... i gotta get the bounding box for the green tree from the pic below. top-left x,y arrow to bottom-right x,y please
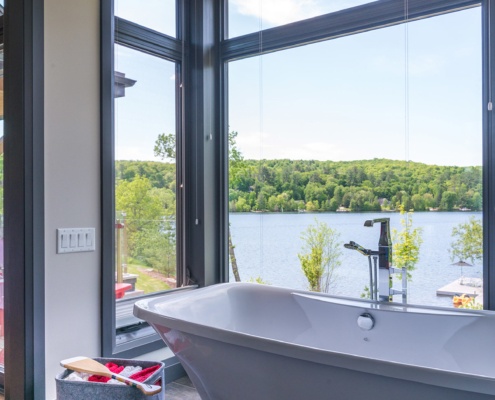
227,130 -> 244,281
449,217 -> 483,265
154,133 -> 176,160
136,222 -> 176,276
441,191 -> 457,211
392,206 -> 423,279
115,175 -> 165,260
298,219 -> 342,292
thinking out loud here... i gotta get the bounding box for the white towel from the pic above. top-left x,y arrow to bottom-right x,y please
64,371 -> 91,381
120,365 -> 142,378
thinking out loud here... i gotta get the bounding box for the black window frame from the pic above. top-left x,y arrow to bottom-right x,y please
102,0 -> 495,359
4,0 -> 45,397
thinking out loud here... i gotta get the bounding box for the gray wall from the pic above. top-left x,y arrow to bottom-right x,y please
44,0 -> 101,398
43,2 -> 171,398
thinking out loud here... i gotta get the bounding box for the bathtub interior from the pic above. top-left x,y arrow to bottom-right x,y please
292,292 -> 495,377
137,283 -> 495,377
147,283 -> 312,339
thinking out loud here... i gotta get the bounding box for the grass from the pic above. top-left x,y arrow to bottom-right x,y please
126,264 -> 171,294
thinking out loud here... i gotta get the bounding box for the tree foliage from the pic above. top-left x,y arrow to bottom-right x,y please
154,133 -> 176,160
392,207 -> 423,279
298,219 -> 342,292
449,217 -> 483,265
115,173 -> 176,274
228,158 -> 482,213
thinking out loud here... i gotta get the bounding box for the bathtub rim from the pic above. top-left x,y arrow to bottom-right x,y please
134,282 -> 495,396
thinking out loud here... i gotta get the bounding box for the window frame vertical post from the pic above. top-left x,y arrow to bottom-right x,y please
183,0 -> 227,287
4,0 -> 45,397
483,0 -> 495,309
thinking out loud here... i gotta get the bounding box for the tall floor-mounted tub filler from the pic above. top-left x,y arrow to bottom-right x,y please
134,283 -> 495,400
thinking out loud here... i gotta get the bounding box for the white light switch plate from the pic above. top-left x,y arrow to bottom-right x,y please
57,228 -> 95,254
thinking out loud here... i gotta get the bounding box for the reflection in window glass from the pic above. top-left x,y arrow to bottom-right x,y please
228,8 -> 482,309
228,0 -> 378,38
115,0 -> 176,37
114,45 -> 177,316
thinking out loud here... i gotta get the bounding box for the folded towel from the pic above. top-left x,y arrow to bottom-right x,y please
120,365 -> 142,378
88,362 -> 125,383
65,371 -> 91,382
129,365 -> 161,382
80,362 -> 160,384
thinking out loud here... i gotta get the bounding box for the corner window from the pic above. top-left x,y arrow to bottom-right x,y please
227,3 -> 484,309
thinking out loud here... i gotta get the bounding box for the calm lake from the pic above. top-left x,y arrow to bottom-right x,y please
229,211 -> 483,308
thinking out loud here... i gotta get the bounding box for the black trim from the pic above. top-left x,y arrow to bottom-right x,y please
483,0 -> 495,309
101,0 -> 117,357
4,0 -> 45,397
182,0 -> 223,287
222,0 -> 481,61
115,17 -> 183,61
219,0 -> 230,283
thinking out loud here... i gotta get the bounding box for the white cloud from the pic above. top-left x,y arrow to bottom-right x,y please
230,0 -> 376,27
115,146 -> 161,162
237,131 -> 365,161
232,0 -> 320,26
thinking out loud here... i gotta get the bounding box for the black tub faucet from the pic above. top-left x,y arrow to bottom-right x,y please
364,218 -> 392,270
364,218 -> 407,303
364,218 -> 392,301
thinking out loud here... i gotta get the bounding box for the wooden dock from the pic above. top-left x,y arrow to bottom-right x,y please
436,278 -> 483,304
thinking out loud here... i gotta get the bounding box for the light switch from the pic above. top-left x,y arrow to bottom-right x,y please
57,228 -> 96,254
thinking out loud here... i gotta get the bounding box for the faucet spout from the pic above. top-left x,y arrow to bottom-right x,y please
364,218 -> 392,269
343,241 -> 379,257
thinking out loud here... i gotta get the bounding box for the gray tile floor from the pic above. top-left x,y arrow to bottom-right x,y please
165,375 -> 201,400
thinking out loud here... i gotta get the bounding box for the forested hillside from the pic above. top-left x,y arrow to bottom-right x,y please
116,158 -> 482,214
230,158 -> 481,212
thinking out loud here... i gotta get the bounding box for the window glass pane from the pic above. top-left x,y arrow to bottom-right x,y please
228,8 -> 482,309
114,45 -> 177,318
115,0 -> 176,37
228,0 -> 378,38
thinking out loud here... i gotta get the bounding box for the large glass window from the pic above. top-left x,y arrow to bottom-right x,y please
102,5 -> 182,356
114,44 -> 177,327
228,7 -> 483,308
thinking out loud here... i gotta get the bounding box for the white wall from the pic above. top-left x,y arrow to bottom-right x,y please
44,0 -> 101,398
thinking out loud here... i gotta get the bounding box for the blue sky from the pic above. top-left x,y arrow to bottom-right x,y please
115,1 -> 482,167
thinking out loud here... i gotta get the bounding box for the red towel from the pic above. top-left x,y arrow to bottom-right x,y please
88,362 -> 124,383
129,365 -> 161,382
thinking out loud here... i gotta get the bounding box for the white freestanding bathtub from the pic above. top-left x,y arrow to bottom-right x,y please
134,282 -> 495,400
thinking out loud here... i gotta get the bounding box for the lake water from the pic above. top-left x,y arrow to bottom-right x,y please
229,211 -> 483,308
